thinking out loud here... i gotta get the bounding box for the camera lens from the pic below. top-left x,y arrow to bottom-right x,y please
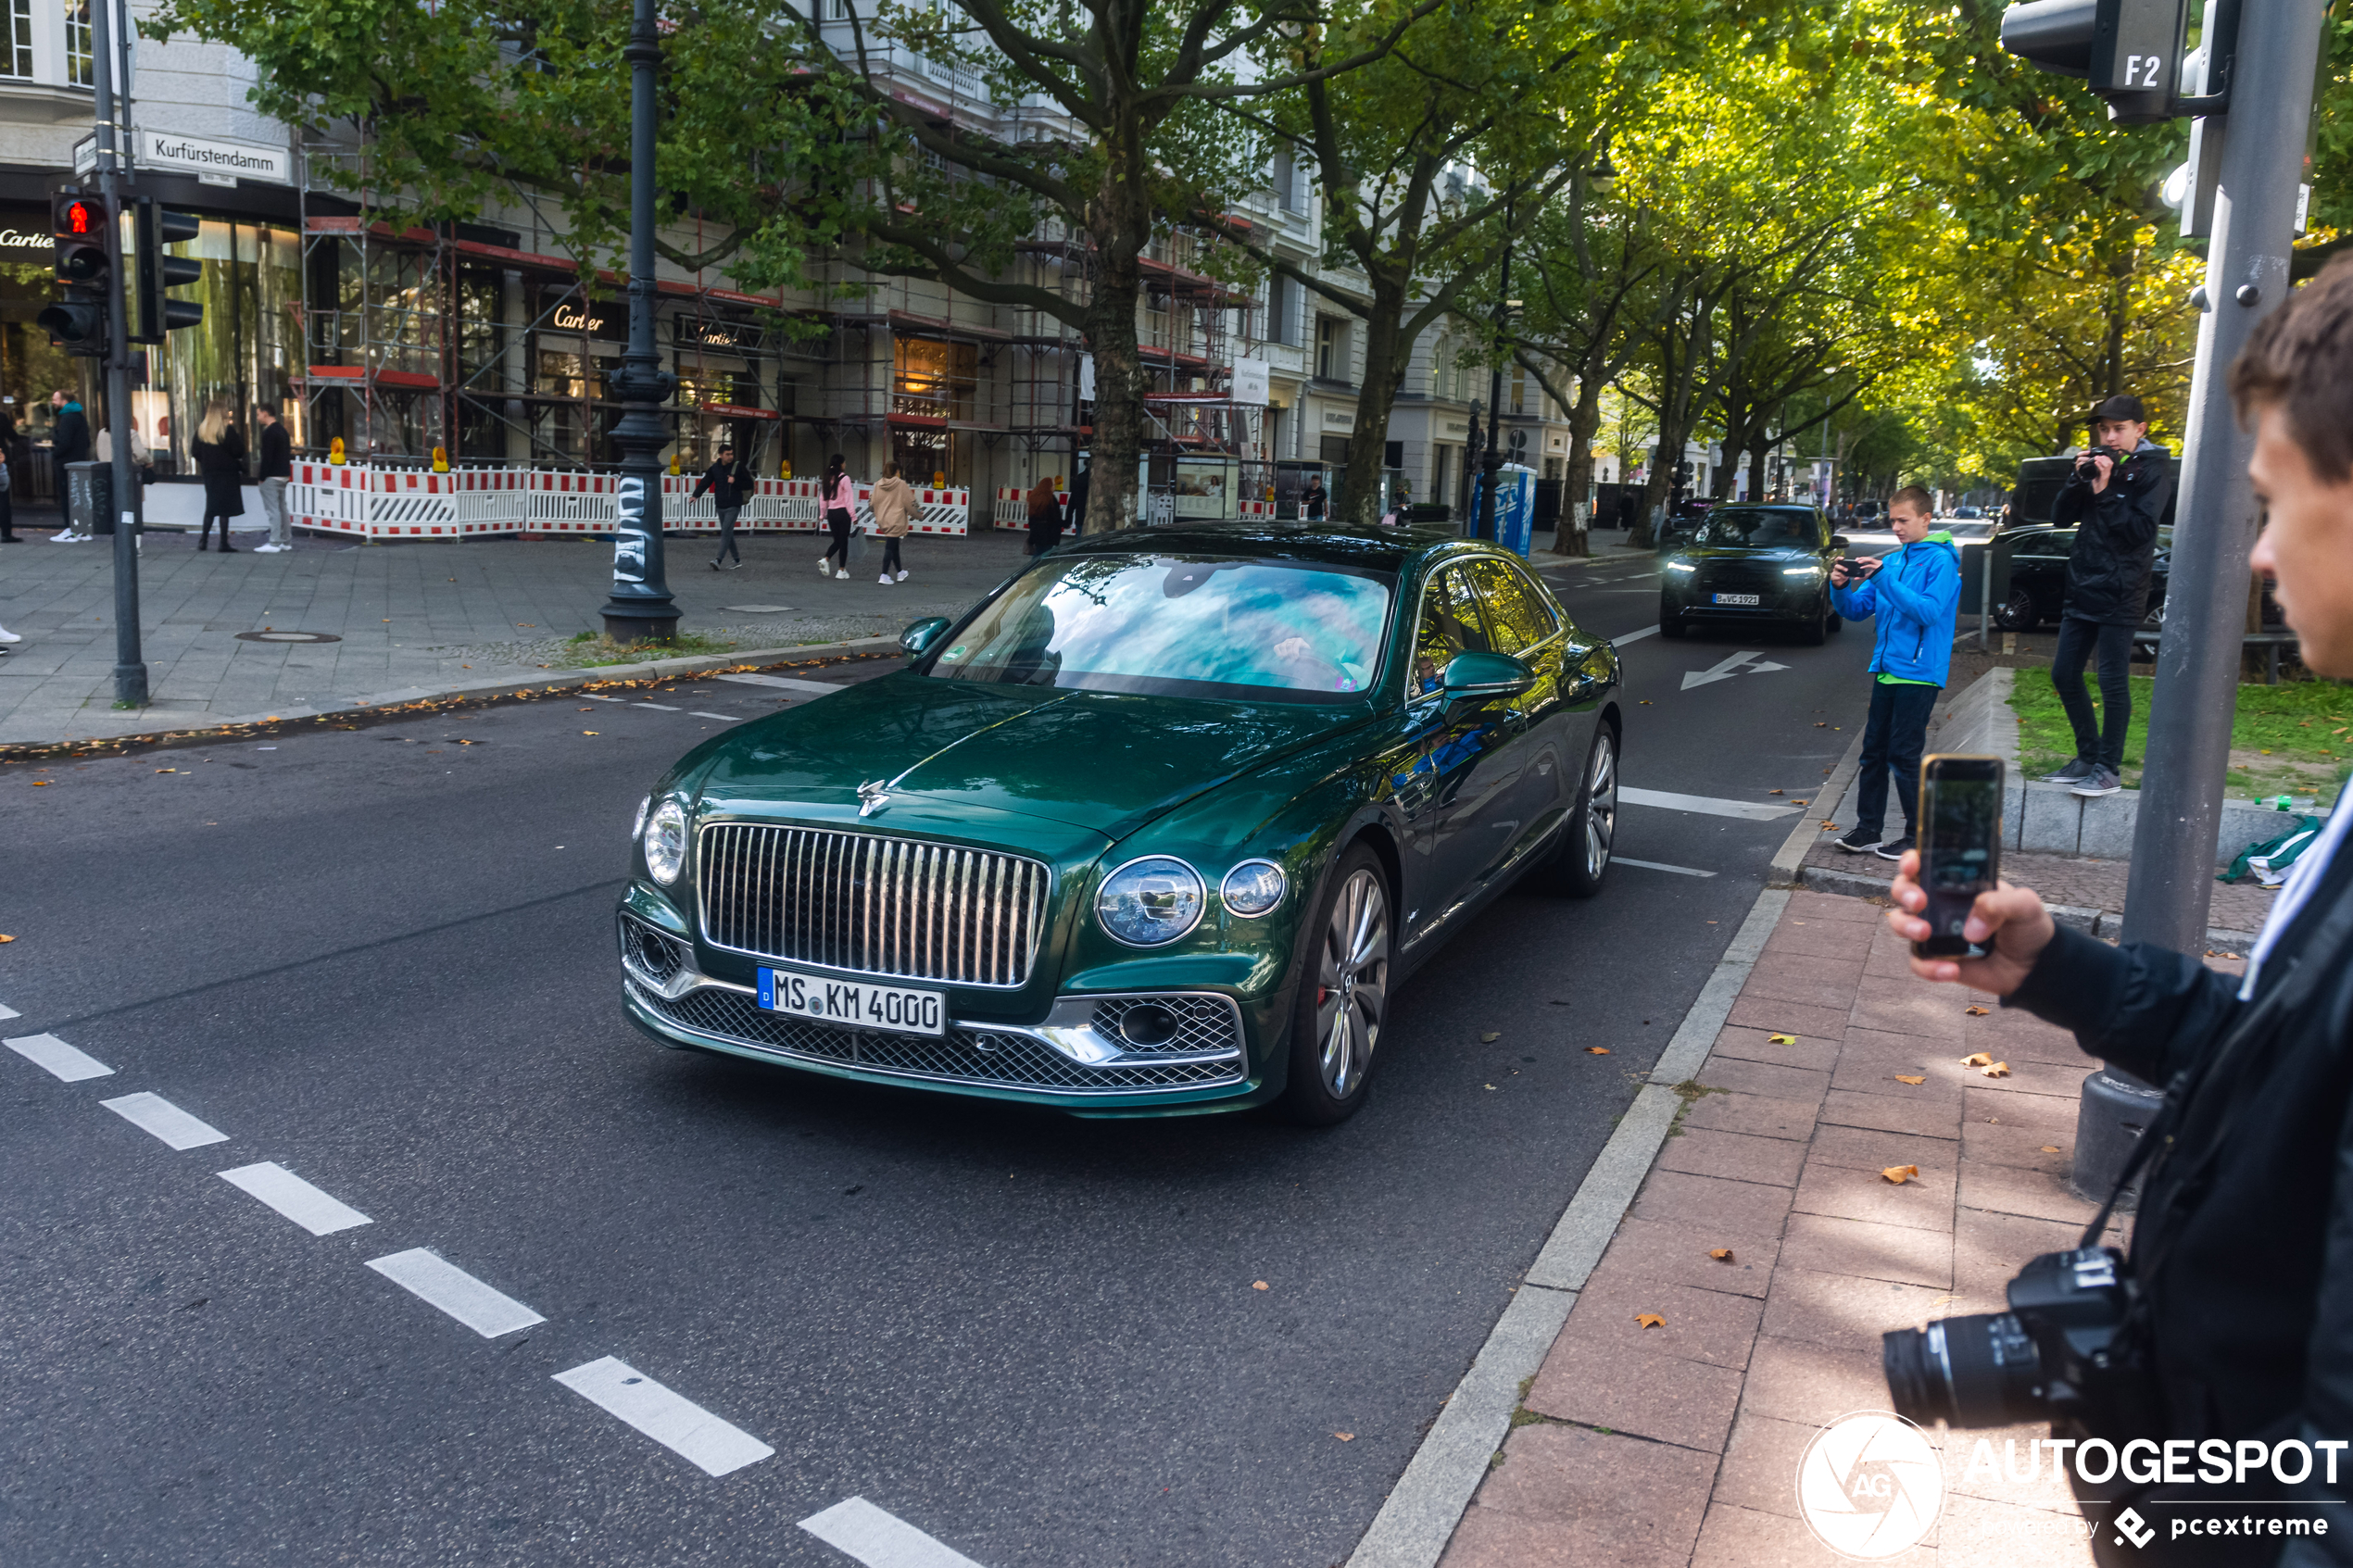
1882,1313 -> 2045,1427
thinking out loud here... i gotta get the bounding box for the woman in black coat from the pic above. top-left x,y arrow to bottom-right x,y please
192,402 -> 246,552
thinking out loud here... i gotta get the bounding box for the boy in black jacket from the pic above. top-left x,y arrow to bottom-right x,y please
1889,257 -> 2353,1565
694,444 -> 750,569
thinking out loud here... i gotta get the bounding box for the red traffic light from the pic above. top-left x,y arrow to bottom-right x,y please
65,200 -> 92,234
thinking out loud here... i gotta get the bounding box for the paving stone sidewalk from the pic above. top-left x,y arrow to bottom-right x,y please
0,525 -> 1032,746
1437,885 -> 2220,1568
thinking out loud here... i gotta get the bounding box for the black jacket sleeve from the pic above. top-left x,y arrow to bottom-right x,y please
2094,456 -> 2169,554
2005,922 -> 2245,1086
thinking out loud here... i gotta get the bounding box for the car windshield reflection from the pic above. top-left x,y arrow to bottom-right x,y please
1689,508 -> 1817,549
927,553 -> 1394,703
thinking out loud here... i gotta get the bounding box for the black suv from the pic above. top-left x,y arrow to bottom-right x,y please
1659,503 -> 1848,645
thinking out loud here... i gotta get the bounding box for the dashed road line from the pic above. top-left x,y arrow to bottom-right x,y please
0,1000 -> 19,1021
366,1248 -> 545,1337
581,694 -> 630,703
1619,786 -> 1802,822
689,711 -> 745,722
101,1091 -> 229,1149
799,1497 -> 989,1568
635,702 -> 682,711
1615,857 -> 1719,878
218,1161 -> 374,1236
1609,625 -> 1659,647
553,1356 -> 774,1477
713,672 -> 849,696
6,1032 -> 114,1082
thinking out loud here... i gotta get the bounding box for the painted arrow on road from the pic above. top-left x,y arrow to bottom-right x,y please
1680,652 -> 1792,690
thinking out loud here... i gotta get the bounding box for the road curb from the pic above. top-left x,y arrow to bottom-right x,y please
1770,726 -> 1869,886
1344,883 -> 1793,1568
0,635 -> 900,762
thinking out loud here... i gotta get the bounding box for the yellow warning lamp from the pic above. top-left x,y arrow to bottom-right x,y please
430,445 -> 449,473
933,470 -> 947,487
329,436 -> 346,465
779,458 -> 793,479
668,451 -> 681,475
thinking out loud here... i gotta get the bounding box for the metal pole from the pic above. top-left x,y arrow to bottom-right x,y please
1476,224 -> 1514,544
92,0 -> 143,708
598,0 -> 678,644
2074,0 -> 2329,1198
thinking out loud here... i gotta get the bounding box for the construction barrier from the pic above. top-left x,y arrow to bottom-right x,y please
287,463 -> 971,542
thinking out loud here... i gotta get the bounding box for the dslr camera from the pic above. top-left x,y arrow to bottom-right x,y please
2070,445 -> 2131,483
1883,1247 -> 2157,1431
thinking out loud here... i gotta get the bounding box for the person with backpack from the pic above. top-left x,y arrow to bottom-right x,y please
818,454 -> 856,580
1829,484 -> 1961,862
694,442 -> 751,571
868,462 -> 915,583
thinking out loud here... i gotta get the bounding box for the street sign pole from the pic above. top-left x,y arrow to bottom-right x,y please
91,0 -> 145,708
2075,0 -> 2330,1196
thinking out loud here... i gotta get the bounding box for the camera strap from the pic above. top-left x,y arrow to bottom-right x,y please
2079,877 -> 2353,1255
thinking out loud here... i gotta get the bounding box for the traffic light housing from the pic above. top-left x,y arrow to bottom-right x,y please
128,199 -> 204,343
1999,0 -> 2192,123
40,188 -> 111,356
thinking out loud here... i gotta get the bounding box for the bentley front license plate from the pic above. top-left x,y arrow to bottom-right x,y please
758,967 -> 946,1037
1711,593 -> 1762,606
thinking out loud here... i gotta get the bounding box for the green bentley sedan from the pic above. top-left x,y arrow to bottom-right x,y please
618,524 -> 1623,1123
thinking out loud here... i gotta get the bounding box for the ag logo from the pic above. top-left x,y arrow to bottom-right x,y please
1795,1410 -> 1944,1559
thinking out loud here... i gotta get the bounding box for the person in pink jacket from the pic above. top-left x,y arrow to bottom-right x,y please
818,453 -> 856,580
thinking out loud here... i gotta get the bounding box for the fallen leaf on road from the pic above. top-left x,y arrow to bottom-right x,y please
1480,1031 -> 1500,1043
31,781 -> 49,786
1881,1164 -> 1921,1185
1768,1033 -> 1797,1045
1334,1433 -> 1354,1441
2041,1146 -> 2061,1154
1708,1248 -> 1735,1262
156,768 -> 176,773
1816,721 -> 1827,727
1252,1281 -> 1269,1291
1793,799 -> 1806,806
1894,1074 -> 1926,1085
1639,698 -> 1653,706
1960,1052 -> 1994,1067
1769,788 -> 1784,796
1819,819 -> 1838,830
1965,1005 -> 1989,1016
1484,1084 -> 1498,1090
0,935 -> 13,943
1586,1047 -> 1611,1055
1980,1061 -> 2011,1078
1635,1313 -> 1666,1329
582,731 -> 599,736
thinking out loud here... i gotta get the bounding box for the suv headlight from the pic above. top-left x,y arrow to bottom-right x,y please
1666,559 -> 1695,572
1096,856 -> 1205,947
642,799 -> 688,884
1221,859 -> 1287,917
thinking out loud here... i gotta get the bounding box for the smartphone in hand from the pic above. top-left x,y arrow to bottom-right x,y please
1914,755 -> 2004,960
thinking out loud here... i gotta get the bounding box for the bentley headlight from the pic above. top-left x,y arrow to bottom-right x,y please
631,794 -> 651,843
1097,856 -> 1206,947
1221,859 -> 1288,918
642,799 -> 688,884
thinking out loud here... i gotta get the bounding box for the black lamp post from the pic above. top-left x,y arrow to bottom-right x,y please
598,0 -> 679,644
1473,200 -> 1517,544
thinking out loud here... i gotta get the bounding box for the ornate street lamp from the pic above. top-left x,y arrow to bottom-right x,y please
598,0 -> 680,644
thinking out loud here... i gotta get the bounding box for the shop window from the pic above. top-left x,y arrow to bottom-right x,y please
892,336 -> 975,421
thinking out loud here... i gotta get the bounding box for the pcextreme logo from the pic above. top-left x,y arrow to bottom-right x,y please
1795,1411 -> 1944,1559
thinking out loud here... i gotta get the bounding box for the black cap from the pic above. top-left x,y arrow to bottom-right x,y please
2091,394 -> 2146,424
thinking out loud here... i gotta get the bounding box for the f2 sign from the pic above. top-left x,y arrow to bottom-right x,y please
1999,0 -> 2191,124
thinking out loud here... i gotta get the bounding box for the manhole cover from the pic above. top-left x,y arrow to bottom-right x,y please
234,631 -> 344,644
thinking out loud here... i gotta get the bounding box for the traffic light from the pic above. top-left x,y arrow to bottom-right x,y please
1999,0 -> 2192,123
127,199 -> 204,343
39,188 -> 111,356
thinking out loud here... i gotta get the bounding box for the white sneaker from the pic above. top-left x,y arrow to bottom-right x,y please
0,625 -> 19,644
895,570 -> 909,583
836,570 -> 849,580
254,542 -> 287,553
878,572 -> 893,584
50,530 -> 88,543
816,556 -> 832,575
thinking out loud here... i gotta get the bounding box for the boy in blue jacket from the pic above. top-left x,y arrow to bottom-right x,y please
1831,485 -> 1962,859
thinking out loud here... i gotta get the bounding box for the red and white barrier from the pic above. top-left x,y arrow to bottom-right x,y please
993,486 -> 1072,532
286,463 -> 971,541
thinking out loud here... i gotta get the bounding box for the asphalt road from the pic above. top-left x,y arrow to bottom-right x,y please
0,537 -> 1878,1568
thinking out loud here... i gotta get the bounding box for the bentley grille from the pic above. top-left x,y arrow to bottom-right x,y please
698,823 -> 1051,988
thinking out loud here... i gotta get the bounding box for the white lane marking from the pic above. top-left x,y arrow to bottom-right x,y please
217,1162 -> 373,1236
1609,625 -> 1659,647
799,1497 -> 988,1568
554,1356 -> 774,1477
0,1000 -> 19,1021
6,1033 -> 114,1082
581,694 -> 629,703
1619,786 -> 1802,822
366,1248 -> 545,1337
714,672 -> 849,696
689,711 -> 745,722
635,702 -> 681,711
1681,650 -> 1762,689
101,1092 -> 229,1149
1615,857 -> 1719,878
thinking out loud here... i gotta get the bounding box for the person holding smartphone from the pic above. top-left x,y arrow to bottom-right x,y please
1829,486 -> 1961,861
1886,257 -> 2353,1562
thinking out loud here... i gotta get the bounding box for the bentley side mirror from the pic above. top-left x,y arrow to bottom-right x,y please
1440,649 -> 1536,700
1830,534 -> 1852,550
901,617 -> 951,657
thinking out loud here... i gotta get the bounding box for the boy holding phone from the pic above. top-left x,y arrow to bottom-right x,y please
1829,486 -> 1961,861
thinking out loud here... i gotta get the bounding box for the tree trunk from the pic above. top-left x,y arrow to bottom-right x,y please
1748,443 -> 1768,503
1079,164 -> 1151,533
1550,377 -> 1603,557
1340,270 -> 1412,526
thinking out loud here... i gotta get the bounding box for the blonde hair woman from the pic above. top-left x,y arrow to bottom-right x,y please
192,401 -> 246,552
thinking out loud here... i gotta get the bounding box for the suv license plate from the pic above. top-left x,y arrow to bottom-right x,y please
758,967 -> 946,1036
1712,593 -> 1762,606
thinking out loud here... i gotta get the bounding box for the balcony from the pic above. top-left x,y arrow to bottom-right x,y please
0,6 -> 96,125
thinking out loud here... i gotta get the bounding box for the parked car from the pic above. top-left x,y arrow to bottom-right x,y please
618,524 -> 1624,1124
1658,503 -> 1849,645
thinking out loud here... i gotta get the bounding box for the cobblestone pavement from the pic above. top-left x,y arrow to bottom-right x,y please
1438,887 -> 2224,1567
0,523 -> 1033,746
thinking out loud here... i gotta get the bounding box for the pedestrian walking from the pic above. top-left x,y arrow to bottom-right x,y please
818,454 -> 856,580
2045,393 -> 2173,798
1830,485 -> 1961,861
1302,472 -> 1328,521
191,401 -> 247,552
253,406 -> 293,553
695,442 -> 751,570
869,461 -> 915,583
0,408 -> 17,544
1025,474 -> 1064,556
1065,462 -> 1090,536
47,389 -> 92,542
